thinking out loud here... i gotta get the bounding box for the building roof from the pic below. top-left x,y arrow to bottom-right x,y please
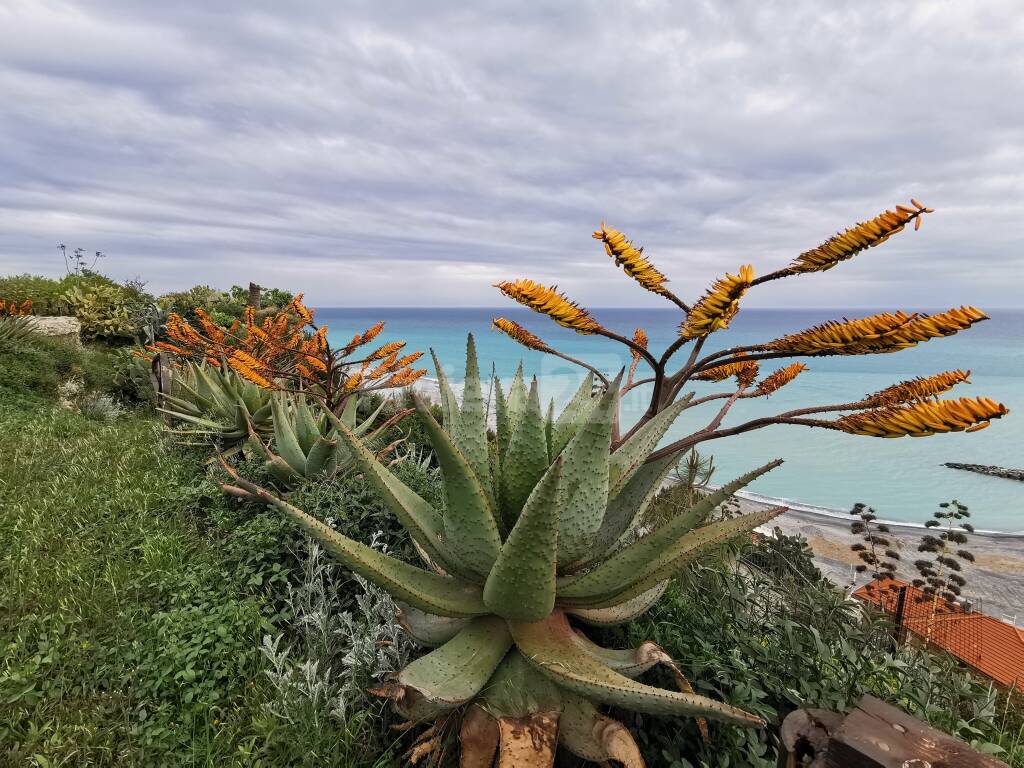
854,577 -> 1024,690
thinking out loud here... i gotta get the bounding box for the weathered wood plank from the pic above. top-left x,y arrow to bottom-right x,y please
826,695 -> 1007,768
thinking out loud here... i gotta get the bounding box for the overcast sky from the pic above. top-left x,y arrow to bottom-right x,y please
0,1 -> 1021,308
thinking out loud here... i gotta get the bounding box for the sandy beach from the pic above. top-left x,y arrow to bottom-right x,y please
740,496 -> 1024,624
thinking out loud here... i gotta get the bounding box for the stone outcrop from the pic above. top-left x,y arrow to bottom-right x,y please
944,462 -> 1024,482
28,316 -> 82,345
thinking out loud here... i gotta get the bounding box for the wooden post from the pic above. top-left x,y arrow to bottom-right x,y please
247,282 -> 262,310
778,695 -> 1008,768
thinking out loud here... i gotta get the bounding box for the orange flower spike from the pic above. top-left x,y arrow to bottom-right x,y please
288,293 -> 315,324
360,321 -> 386,346
244,306 -> 256,327
790,200 -> 934,275
630,327 -> 649,363
869,370 -> 972,407
680,265 -> 754,339
492,317 -> 554,353
302,354 -> 328,373
495,280 -> 602,334
368,341 -> 406,361
194,307 -> 225,343
755,363 -> 808,396
368,352 -> 400,380
593,223 -> 670,296
344,371 -> 364,392
835,397 -> 1008,438
393,351 -> 424,368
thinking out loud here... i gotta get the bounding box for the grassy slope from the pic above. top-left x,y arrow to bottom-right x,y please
0,391 -> 398,767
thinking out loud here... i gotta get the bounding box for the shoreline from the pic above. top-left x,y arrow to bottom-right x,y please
737,495 -> 1024,622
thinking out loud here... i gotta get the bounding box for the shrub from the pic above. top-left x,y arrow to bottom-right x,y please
606,536 -> 1019,767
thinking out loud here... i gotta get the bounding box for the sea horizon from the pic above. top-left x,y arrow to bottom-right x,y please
314,306 -> 1024,533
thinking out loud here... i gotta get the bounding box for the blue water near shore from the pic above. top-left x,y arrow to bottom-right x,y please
317,307 -> 1024,532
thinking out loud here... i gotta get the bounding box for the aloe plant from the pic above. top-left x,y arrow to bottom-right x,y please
159,361 -> 273,453
251,392 -> 411,487
220,335 -> 787,767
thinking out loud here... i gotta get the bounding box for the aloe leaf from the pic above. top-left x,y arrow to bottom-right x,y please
558,460 -> 783,601
511,611 -> 761,725
350,397 -> 388,438
498,377 -> 548,529
304,435 -> 337,477
504,363 -> 527,438
430,348 -> 459,432
560,505 -> 788,608
340,392 -> 359,429
544,397 -> 554,461
396,602 -> 469,647
567,581 -> 668,627
568,632 -> 674,679
267,454 -> 303,485
453,334 -> 494,497
608,394 -> 693,498
325,408 -> 465,578
589,450 -> 680,560
271,394 -> 309,474
395,616 -> 512,720
559,692 -> 645,767
493,373 -> 508,461
413,394 -> 502,578
291,397 -> 319,454
551,371 -> 596,458
484,458 -> 562,621
256,491 -> 488,618
477,650 -> 562,719
556,373 -> 619,565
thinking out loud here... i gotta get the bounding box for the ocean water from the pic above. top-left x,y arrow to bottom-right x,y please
317,307 -> 1024,532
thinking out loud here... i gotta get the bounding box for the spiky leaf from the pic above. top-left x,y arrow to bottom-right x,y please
511,611 -> 761,725
484,459 -> 562,621
413,394 -> 502,578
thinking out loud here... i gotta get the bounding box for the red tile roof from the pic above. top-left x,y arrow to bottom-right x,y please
854,578 -> 1024,690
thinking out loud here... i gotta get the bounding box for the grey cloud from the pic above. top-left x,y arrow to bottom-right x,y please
0,0 -> 1021,308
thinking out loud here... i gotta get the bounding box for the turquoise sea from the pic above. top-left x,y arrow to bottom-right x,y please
317,307 -> 1023,532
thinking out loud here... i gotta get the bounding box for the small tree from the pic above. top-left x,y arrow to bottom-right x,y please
849,502 -> 901,592
914,500 -> 975,642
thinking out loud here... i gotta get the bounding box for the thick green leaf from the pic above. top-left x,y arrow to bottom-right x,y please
504,364 -> 527,441
608,394 -> 693,498
590,451 -> 680,559
566,581 -> 668,626
293,396 -> 321,454
350,397 -> 388,438
551,371 -> 596,458
568,632 -> 672,679
477,650 -> 562,719
497,378 -> 548,529
453,334 -> 494,498
559,692 -> 645,767
511,611 -> 762,725
396,616 -> 512,719
484,458 -> 562,621
430,347 -> 459,432
304,435 -> 337,477
559,505 -> 788,608
493,376 -> 509,463
396,602 -> 468,647
271,394 -> 309,474
413,394 -> 502,579
325,408 -> 466,578
255,490 -> 487,618
558,460 -> 783,601
556,374 -> 619,565
340,392 -> 358,429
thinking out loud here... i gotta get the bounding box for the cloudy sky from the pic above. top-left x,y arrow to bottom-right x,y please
0,1 -> 1021,307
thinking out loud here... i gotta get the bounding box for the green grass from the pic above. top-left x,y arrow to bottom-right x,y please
0,395 -> 400,766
